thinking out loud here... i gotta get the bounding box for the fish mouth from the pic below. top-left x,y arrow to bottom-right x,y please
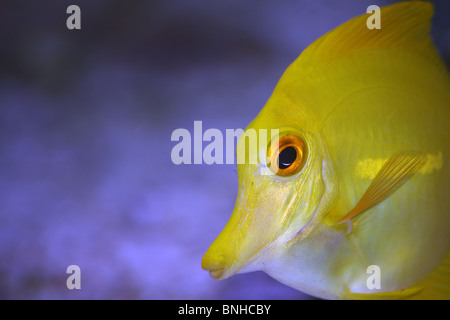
202,246 -> 237,280
208,268 -> 226,279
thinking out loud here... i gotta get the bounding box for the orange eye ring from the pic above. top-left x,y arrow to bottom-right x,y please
268,133 -> 307,176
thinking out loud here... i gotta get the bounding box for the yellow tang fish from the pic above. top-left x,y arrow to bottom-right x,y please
202,1 -> 450,299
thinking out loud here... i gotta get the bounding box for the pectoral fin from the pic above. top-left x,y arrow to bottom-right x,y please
337,151 -> 427,230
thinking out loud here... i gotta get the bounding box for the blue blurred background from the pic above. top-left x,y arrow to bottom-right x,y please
0,0 -> 448,299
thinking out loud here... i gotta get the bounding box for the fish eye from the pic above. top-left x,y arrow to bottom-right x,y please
269,133 -> 306,176
278,146 -> 297,169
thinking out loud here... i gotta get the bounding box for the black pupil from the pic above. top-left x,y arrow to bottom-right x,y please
278,146 -> 297,169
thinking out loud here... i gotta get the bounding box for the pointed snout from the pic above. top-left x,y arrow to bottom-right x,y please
202,161 -> 292,280
201,250 -> 227,279
201,228 -> 237,279
201,198 -> 278,279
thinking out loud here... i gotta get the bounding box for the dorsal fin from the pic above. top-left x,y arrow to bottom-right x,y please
299,1 -> 443,71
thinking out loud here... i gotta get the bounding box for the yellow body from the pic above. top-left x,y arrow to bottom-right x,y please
202,2 -> 450,299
